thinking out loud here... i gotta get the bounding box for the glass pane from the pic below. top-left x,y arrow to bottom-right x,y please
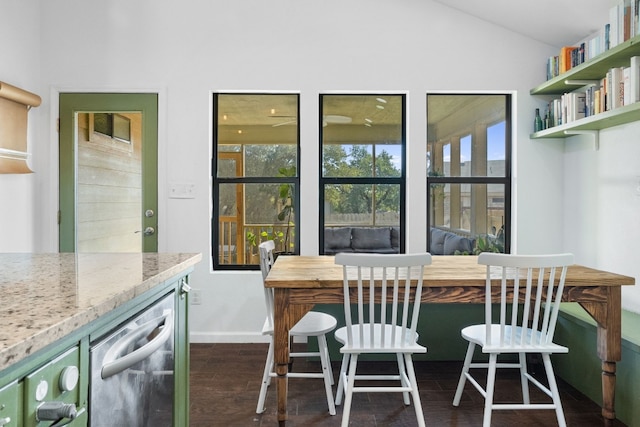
219,183 -> 296,266
218,184 -> 239,264
427,94 -> 506,178
460,136 -> 471,177
216,93 -> 298,178
487,122 -> 506,177
324,184 -> 400,227
217,158 -> 237,178
322,94 -> 403,177
244,144 -> 296,177
323,143 -> 402,178
429,182 -> 505,254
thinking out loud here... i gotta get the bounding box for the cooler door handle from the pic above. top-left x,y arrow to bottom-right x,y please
101,309 -> 173,379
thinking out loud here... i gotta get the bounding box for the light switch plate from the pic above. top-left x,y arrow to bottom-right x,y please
169,182 -> 195,199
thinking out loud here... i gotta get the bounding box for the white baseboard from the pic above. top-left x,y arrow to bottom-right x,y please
189,332 -> 308,344
190,331 -> 269,343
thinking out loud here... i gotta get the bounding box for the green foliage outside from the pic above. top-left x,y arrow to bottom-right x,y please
232,142 -> 402,261
323,144 -> 401,215
245,162 -> 297,254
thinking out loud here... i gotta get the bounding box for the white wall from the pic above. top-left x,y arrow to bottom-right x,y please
4,0 -> 635,341
0,0 -> 41,252
563,123 -> 640,312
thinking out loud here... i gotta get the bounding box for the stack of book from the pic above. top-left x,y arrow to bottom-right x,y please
545,0 -> 640,81
541,56 -> 640,130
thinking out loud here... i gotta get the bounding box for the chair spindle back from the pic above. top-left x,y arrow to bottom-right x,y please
335,252 -> 432,350
478,253 -> 574,348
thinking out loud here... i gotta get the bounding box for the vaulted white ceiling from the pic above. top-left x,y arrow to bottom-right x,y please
432,0 -> 617,47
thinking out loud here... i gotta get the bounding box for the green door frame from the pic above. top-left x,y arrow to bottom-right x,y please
59,93 -> 159,252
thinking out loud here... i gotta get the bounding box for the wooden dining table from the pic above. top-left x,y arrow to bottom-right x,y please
264,254 -> 635,426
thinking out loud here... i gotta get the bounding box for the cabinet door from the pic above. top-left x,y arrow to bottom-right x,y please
0,380 -> 21,426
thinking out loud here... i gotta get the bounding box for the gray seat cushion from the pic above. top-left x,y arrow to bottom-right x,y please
443,233 -> 474,255
324,227 -> 352,251
430,228 -> 446,255
351,227 -> 391,251
391,227 -> 400,250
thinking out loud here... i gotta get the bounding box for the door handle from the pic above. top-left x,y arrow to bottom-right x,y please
101,309 -> 174,379
135,227 -> 155,236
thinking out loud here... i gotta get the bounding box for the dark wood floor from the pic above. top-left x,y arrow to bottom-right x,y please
189,343 -> 627,427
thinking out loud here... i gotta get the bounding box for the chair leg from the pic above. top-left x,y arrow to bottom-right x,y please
396,353 -> 410,405
404,353 -> 426,427
324,342 -> 334,385
317,334 -> 336,415
256,339 -> 274,414
483,353 -> 498,427
341,354 -> 359,427
519,352 -> 530,404
453,342 -> 476,406
542,353 -> 567,427
335,353 -> 349,406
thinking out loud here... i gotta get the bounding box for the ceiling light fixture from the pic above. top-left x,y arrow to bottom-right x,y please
364,123 -> 372,127
376,105 -> 385,110
376,97 -> 387,104
365,118 -> 372,123
270,108 -> 276,115
237,130 -> 242,134
222,114 -> 228,120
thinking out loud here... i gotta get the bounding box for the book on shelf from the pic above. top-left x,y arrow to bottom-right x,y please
560,46 -> 578,73
623,0 -> 630,43
610,3 -> 620,48
624,67 -> 631,105
600,76 -> 607,113
609,67 -> 625,109
630,56 -> 640,104
561,91 -> 587,124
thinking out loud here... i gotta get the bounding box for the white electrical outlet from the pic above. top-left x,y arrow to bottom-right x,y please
191,288 -> 202,305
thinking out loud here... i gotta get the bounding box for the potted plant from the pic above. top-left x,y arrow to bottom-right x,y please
454,228 -> 505,255
275,165 -> 296,254
245,165 -> 296,262
245,228 -> 285,264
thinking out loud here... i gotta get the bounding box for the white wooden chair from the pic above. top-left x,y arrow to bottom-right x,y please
256,240 -> 337,415
334,252 -> 432,427
452,252 -> 574,427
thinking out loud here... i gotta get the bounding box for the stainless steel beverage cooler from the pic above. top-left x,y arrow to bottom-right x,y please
89,292 -> 175,427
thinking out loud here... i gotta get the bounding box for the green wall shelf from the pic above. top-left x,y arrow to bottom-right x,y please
530,34 -> 640,145
531,34 -> 640,95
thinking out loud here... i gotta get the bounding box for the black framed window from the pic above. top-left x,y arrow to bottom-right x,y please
427,93 -> 511,255
212,93 -> 300,270
319,94 -> 406,255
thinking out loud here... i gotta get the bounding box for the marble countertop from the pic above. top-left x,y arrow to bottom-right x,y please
0,252 -> 202,372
